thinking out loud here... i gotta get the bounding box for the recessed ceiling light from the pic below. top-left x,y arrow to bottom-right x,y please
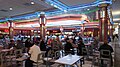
64,10 -> 67,12
31,1 -> 35,5
87,9 -> 90,10
9,7 -> 13,10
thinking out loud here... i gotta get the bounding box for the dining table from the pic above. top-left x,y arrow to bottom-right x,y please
55,54 -> 83,67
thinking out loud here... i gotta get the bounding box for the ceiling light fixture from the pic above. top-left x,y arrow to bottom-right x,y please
31,1 -> 35,5
9,7 -> 13,11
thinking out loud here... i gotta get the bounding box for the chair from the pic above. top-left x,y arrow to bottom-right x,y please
54,51 -> 61,59
5,49 -> 16,62
15,49 -> 24,66
15,49 -> 23,58
43,50 -> 53,67
0,51 -> 8,67
50,50 -> 61,63
91,51 -> 100,67
98,50 -> 111,67
50,50 -> 61,67
33,53 -> 43,67
81,47 -> 87,64
82,47 -> 87,56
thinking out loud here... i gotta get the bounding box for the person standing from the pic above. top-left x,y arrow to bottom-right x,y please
25,42 -> 42,67
98,40 -> 114,67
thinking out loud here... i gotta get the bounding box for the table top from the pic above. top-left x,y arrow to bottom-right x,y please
55,55 -> 81,65
0,49 -> 11,52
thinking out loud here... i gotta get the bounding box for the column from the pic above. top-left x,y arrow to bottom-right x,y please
98,4 -> 108,42
39,12 -> 46,40
98,9 -> 102,41
8,20 -> 14,39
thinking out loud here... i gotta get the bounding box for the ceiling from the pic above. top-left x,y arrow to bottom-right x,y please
0,0 -> 119,23
0,0 -> 96,18
112,0 -> 120,22
0,0 -> 54,18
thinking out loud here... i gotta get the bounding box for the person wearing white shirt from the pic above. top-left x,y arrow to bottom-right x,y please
25,43 -> 41,67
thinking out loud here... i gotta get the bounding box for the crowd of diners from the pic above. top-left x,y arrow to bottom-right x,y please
0,33 -> 117,67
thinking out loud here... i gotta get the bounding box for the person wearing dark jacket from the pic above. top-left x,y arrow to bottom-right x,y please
77,39 -> 86,56
98,40 -> 114,67
64,38 -> 74,55
40,39 -> 46,51
25,38 -> 31,48
8,40 -> 16,49
24,38 -> 32,53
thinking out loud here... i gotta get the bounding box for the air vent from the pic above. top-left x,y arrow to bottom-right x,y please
0,9 -> 8,12
23,3 -> 32,6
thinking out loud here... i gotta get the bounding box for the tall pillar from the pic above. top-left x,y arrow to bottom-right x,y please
98,4 -> 108,42
39,12 -> 46,40
103,6 -> 108,42
98,9 -> 102,41
8,20 -> 14,39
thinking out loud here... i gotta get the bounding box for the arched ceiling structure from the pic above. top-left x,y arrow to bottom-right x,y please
0,0 -> 113,22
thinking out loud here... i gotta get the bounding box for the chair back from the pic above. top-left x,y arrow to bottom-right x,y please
33,53 -> 43,66
37,53 -> 43,62
15,49 -> 22,57
82,47 -> 87,55
47,50 -> 54,58
54,51 -> 60,59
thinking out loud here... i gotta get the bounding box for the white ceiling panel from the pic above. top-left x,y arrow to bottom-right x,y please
59,0 -> 96,6
0,0 -> 54,18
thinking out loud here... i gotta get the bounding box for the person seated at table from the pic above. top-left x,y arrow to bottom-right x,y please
25,42 -> 42,67
24,38 -> 32,52
98,40 -> 114,66
56,36 -> 63,50
77,39 -> 87,56
51,37 -> 63,52
64,38 -> 74,55
40,39 -> 46,51
8,40 -> 16,49
16,39 -> 23,49
25,38 -> 31,48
